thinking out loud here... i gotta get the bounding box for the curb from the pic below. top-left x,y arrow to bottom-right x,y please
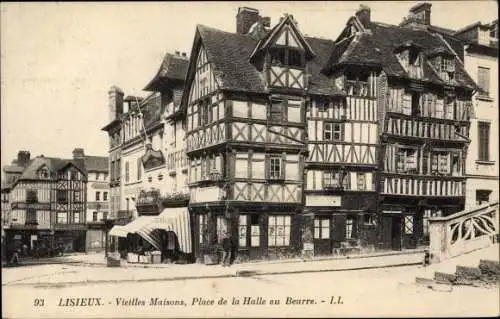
56,249 -> 426,269
3,261 -> 422,288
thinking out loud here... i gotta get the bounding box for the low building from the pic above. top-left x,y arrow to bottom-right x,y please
5,155 -> 87,252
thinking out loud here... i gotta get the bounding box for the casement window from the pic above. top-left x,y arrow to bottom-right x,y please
324,122 -> 343,141
125,162 -> 130,182
345,216 -> 355,239
404,215 -> 414,234
268,215 -> 291,247
345,70 -> 369,97
267,155 -> 284,180
478,122 -> 490,161
440,57 -> 455,82
451,153 -> 461,176
200,100 -> 211,126
270,100 -> 286,122
198,214 -> 208,244
26,209 -> 37,224
422,209 -> 431,239
410,92 -> 421,116
38,169 -> 50,179
357,173 -> 367,191
363,214 -> 376,225
269,47 -> 304,68
137,159 -> 142,181
476,189 -> 491,205
26,190 -> 37,203
323,171 -> 350,190
216,216 -> 227,243
444,96 -> 455,120
73,213 -> 80,224
95,191 -> 100,201
70,170 -> 78,180
57,212 -> 67,224
396,148 -> 418,174
103,192 -> 108,201
314,218 -> 330,239
477,67 -> 490,96
250,215 -> 260,247
93,212 -> 98,222
103,212 -> 108,220
56,190 -> 67,204
239,215 -> 247,247
73,190 -> 81,203
431,152 -> 450,174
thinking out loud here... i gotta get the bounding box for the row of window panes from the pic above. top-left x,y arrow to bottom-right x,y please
394,149 -> 461,175
323,172 -> 372,191
56,212 -> 81,224
95,191 -> 108,201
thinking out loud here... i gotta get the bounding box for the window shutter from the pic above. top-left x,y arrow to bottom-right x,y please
281,153 -> 286,180
265,154 -> 270,179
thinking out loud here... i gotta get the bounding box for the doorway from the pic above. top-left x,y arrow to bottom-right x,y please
391,216 -> 402,251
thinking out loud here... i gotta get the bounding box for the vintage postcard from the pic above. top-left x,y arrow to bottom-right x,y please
1,1 -> 499,318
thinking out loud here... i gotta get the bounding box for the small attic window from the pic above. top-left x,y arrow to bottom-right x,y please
269,47 -> 304,68
439,57 -> 455,83
38,168 -> 50,179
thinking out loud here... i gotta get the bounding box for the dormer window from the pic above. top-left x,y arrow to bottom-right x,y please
269,47 -> 304,68
38,168 -> 50,179
396,44 -> 423,79
345,69 -> 369,97
439,57 -> 455,83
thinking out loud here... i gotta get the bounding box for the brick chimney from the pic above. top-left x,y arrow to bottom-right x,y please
236,7 -> 261,35
108,85 -> 124,122
72,148 -> 85,159
17,150 -> 31,168
400,3 -> 432,29
355,5 -> 371,29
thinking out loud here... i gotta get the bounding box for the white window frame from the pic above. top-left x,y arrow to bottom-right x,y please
404,215 -> 414,234
314,218 -> 330,239
345,217 -> 354,239
268,215 -> 291,247
239,215 -> 247,248
268,156 -> 282,180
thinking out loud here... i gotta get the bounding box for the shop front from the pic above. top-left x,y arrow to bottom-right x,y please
109,206 -> 193,264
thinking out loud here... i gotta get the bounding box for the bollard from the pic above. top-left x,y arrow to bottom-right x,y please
423,249 -> 430,266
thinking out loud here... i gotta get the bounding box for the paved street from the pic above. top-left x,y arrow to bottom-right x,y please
2,246 -> 499,318
2,264 -> 499,318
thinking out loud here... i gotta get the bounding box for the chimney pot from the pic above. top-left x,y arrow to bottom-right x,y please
355,4 -> 371,29
72,148 -> 85,159
175,51 -> 180,56
236,7 -> 261,35
17,151 -> 31,168
108,85 -> 124,122
182,52 -> 187,57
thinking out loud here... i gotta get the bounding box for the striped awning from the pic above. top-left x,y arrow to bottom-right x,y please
109,225 -> 128,238
142,208 -> 192,253
109,208 -> 192,253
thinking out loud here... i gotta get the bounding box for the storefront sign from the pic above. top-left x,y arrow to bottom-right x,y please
305,195 -> 341,207
382,210 -> 402,214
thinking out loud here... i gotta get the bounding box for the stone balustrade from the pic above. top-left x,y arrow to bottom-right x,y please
428,201 -> 499,263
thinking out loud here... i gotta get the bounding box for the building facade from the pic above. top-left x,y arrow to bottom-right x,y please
5,155 -> 87,252
73,149 -> 110,252
453,21 -> 499,208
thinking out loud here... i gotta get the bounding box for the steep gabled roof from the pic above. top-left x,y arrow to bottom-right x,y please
187,24 -> 343,98
325,21 -> 477,90
17,156 -> 85,181
143,53 -> 189,92
140,92 -> 163,130
250,14 -> 316,61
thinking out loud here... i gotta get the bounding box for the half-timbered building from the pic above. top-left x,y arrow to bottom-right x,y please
5,155 -> 88,252
181,7 -> 383,260
324,4 -> 476,250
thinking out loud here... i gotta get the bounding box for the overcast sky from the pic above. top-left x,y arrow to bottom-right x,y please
1,1 -> 497,166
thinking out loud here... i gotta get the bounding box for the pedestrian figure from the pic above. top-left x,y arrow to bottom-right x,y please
220,232 -> 231,267
229,231 -> 238,266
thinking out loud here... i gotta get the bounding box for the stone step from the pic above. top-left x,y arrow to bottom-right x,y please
434,271 -> 457,284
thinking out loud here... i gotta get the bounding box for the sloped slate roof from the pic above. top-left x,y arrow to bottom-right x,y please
140,92 -> 162,130
197,24 -> 343,96
306,36 -> 345,96
3,164 -> 25,174
18,157 -> 84,180
144,53 -> 189,91
326,21 -> 477,90
84,156 -> 108,172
